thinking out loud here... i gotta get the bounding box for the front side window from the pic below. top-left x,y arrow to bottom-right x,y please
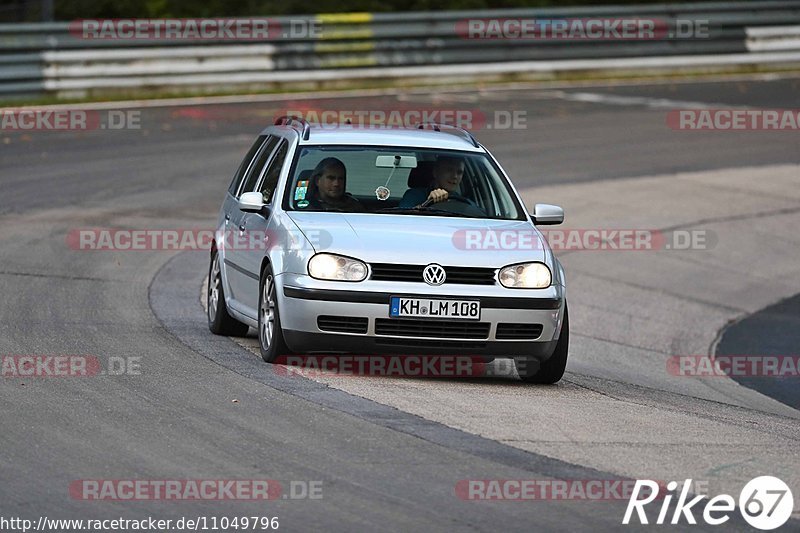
283,145 -> 524,220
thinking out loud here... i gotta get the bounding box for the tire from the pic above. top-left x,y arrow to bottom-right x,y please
258,264 -> 292,363
516,304 -> 569,384
207,250 -> 249,336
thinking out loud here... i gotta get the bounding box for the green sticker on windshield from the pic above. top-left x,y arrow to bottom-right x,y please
297,200 -> 310,208
295,180 -> 308,200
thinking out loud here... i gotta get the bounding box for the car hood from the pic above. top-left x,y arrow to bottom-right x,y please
286,212 -> 549,268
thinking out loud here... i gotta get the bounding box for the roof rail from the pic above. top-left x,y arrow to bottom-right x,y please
416,122 -> 480,148
274,115 -> 311,140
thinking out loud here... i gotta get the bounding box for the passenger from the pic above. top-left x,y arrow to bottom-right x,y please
306,157 -> 364,212
399,156 -> 474,208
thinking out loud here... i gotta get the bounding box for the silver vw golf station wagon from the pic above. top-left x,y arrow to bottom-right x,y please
208,117 -> 569,383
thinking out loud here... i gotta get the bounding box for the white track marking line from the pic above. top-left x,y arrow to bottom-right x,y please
543,90 -> 752,110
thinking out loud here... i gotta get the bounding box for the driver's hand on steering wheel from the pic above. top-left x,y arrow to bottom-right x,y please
426,188 -> 448,204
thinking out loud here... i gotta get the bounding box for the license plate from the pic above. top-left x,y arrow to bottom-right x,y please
389,297 -> 481,320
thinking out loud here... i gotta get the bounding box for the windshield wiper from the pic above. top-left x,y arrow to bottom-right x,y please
374,207 -> 421,213
373,207 -> 483,218
293,206 -> 347,212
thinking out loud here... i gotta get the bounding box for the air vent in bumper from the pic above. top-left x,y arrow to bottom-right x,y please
317,316 -> 368,334
495,323 -> 544,340
375,318 -> 490,339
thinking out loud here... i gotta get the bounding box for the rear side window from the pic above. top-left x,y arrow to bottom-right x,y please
259,140 -> 289,204
228,135 -> 268,196
239,136 -> 279,195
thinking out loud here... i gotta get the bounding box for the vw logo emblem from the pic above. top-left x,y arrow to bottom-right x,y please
422,264 -> 446,286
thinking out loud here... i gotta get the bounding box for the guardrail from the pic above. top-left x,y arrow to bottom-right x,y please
2,1 -> 800,101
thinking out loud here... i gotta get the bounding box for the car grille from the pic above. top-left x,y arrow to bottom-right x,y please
375,318 -> 490,339
495,323 -> 544,340
317,315 -> 368,334
369,263 -> 496,285
375,338 -> 487,350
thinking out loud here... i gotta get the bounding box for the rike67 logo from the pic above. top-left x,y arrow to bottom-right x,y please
624,476 -> 794,530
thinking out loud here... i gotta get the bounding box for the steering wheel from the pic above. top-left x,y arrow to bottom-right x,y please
428,197 -> 487,217
446,195 -> 473,205
419,194 -> 471,208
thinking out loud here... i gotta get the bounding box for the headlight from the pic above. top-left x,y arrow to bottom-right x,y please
499,262 -> 551,289
308,253 -> 368,282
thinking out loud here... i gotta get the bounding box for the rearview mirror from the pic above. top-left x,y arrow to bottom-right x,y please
531,203 -> 564,225
238,191 -> 266,213
375,155 -> 417,168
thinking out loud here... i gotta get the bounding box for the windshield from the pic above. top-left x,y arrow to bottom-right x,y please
283,145 -> 526,220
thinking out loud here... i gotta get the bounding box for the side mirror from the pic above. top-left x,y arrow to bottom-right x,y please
238,191 -> 266,213
531,203 -> 564,225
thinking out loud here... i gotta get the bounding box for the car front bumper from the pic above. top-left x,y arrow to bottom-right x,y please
276,273 -> 566,359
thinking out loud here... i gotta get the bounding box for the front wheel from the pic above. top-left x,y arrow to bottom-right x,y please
258,265 -> 292,363
516,304 -> 569,384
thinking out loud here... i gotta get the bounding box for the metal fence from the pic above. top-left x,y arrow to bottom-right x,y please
2,1 -> 800,100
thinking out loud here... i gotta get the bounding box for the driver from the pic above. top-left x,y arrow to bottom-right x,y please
307,157 -> 364,212
399,156 -> 475,208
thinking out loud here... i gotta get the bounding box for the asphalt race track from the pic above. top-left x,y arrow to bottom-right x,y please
1,75 -> 799,531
